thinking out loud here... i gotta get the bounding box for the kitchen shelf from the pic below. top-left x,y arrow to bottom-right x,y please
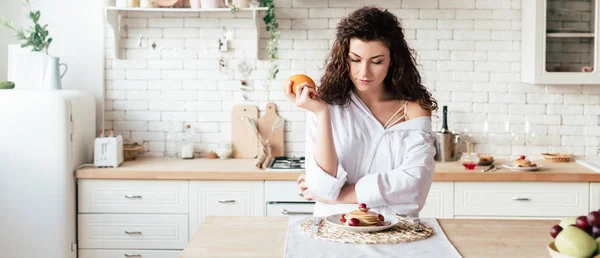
105,6 -> 267,12
546,32 -> 595,38
104,6 -> 268,59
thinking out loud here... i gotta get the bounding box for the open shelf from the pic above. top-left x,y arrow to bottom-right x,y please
546,32 -> 595,38
105,6 -> 267,12
104,6 -> 267,59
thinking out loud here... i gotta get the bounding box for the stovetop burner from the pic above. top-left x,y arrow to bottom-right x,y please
266,156 -> 305,171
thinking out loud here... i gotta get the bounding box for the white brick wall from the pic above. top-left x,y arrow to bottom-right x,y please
105,0 -> 600,158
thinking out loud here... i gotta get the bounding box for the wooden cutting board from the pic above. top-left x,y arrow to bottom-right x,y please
257,102 -> 285,157
231,105 -> 258,158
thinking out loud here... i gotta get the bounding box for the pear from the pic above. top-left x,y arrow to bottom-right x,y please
559,216 -> 578,228
555,226 -> 597,257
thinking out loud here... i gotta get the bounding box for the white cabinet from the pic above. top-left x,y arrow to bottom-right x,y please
420,182 -> 454,219
78,180 -> 190,258
590,183 -> 600,212
78,180 -> 189,214
78,214 -> 188,249
79,250 -> 181,258
189,181 -> 264,238
522,0 -> 600,84
455,182 -> 589,218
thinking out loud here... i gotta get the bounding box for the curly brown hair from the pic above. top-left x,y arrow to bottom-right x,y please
318,6 -> 437,113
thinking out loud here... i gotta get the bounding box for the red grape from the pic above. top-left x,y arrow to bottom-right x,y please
588,211 -> 600,226
518,155 -> 525,160
358,203 -> 367,209
550,225 -> 562,238
576,216 -> 590,230
349,218 -> 360,226
340,214 -> 346,223
593,226 -> 600,239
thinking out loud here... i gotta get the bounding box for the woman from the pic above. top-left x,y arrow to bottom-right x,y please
284,6 -> 438,218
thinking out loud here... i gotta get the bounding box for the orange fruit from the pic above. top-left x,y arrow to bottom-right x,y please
284,74 -> 315,95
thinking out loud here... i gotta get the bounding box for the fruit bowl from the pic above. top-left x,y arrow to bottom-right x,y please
548,242 -> 580,258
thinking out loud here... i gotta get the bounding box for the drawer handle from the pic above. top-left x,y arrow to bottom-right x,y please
281,209 -> 313,215
218,200 -> 236,203
512,197 -> 531,201
124,254 -> 142,258
125,195 -> 143,199
124,231 -> 142,235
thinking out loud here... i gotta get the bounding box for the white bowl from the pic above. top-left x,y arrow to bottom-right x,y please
548,241 -> 583,258
324,213 -> 399,233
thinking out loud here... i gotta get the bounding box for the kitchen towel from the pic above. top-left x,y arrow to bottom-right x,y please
283,215 -> 463,258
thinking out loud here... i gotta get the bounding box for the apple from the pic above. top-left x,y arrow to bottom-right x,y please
555,225 -> 597,257
559,216 -> 578,229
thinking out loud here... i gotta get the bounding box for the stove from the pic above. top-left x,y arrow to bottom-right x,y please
266,156 -> 305,172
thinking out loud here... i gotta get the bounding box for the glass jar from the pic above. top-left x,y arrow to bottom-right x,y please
180,125 -> 195,159
460,152 -> 480,170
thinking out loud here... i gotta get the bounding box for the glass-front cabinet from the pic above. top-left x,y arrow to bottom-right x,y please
522,0 -> 599,84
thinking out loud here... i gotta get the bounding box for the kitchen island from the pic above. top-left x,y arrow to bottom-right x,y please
179,216 -> 557,258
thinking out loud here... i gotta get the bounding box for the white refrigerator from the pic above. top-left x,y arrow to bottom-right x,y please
0,90 -> 96,258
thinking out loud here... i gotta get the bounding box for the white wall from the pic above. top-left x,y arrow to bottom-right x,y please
102,0 -> 600,159
0,0 -> 106,134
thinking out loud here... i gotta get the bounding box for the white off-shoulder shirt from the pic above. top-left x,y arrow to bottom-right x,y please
304,91 -> 436,217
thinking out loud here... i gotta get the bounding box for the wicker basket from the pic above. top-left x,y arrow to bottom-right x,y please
123,143 -> 143,161
542,153 -> 573,163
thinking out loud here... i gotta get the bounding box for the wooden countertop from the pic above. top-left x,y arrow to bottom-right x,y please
76,157 -> 600,182
179,216 -> 557,258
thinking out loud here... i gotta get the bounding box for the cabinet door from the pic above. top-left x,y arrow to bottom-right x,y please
419,182 -> 454,218
455,182 -> 589,217
521,0 -> 600,84
189,181 -> 264,238
78,214 -> 188,250
79,250 -> 181,258
590,183 -> 600,212
78,179 -> 188,214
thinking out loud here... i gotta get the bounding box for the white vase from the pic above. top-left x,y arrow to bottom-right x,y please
42,55 -> 68,90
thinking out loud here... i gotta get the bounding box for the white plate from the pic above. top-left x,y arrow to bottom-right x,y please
502,164 -> 543,171
324,213 -> 399,233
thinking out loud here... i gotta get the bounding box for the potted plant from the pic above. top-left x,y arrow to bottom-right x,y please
1,0 -> 67,90
260,0 -> 279,79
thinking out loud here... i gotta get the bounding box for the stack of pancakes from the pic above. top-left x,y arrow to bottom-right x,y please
515,159 -> 532,167
345,209 -> 381,226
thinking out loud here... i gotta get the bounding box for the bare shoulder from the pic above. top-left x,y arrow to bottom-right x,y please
406,101 -> 432,120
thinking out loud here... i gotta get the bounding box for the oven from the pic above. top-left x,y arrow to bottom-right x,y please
265,180 -> 314,217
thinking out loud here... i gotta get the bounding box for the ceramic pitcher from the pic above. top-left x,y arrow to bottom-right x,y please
42,56 -> 68,90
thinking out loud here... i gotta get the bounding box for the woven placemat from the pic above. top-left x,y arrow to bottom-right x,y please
299,217 -> 434,244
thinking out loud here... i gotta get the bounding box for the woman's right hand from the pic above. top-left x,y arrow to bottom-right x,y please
284,80 -> 327,115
